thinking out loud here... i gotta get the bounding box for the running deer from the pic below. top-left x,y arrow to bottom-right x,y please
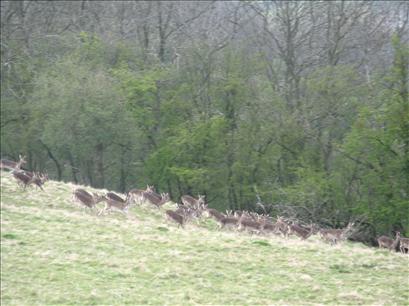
288,222 -> 318,240
165,209 -> 186,228
205,208 -> 226,222
399,236 -> 409,254
176,206 -> 198,222
0,155 -> 26,171
98,192 -> 131,215
128,185 -> 154,204
377,232 -> 400,251
319,222 -> 355,245
73,188 -> 105,210
259,215 -> 276,234
238,211 -> 263,234
143,192 -> 170,208
11,170 -> 32,190
30,172 -> 48,191
219,211 -> 240,230
274,217 -> 290,237
181,194 -> 206,210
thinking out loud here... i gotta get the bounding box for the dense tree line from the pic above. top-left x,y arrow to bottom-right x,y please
1,1 -> 408,242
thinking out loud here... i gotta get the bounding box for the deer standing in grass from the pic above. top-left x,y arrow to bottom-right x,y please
73,188 -> 105,210
319,222 -> 355,245
0,155 -> 26,171
98,192 -> 132,215
377,232 -> 401,251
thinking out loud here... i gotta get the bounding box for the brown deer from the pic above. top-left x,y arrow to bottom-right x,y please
0,155 -> 26,171
256,214 -> 276,234
288,222 -> 318,240
399,236 -> 409,254
219,212 -> 240,230
176,206 -> 198,222
181,194 -> 206,210
377,232 -> 400,251
274,217 -> 290,237
205,208 -> 226,222
319,222 -> 355,245
260,218 -> 276,234
143,192 -> 170,208
98,192 -> 131,215
11,169 -> 48,191
73,188 -> 105,210
11,170 -> 32,190
128,185 -> 154,204
238,211 -> 263,234
165,209 -> 186,228
30,172 -> 48,191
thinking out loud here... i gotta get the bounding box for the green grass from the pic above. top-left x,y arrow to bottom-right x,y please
1,171 -> 408,305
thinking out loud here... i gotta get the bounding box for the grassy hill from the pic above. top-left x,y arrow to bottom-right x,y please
1,171 -> 408,305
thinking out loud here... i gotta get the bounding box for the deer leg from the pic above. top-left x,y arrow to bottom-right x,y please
97,205 -> 106,216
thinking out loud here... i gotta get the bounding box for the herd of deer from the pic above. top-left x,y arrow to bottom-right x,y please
1,154 -> 408,253
0,155 -> 48,191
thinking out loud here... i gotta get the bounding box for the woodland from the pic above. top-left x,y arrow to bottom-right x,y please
1,1 -> 408,243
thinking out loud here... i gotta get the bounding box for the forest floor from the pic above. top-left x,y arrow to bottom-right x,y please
1,171 -> 408,305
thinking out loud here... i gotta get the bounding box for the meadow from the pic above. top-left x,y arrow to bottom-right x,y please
1,171 -> 408,305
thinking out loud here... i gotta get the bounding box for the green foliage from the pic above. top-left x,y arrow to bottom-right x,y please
340,36 -> 409,235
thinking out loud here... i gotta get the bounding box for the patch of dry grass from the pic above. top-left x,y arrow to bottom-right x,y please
1,171 -> 408,305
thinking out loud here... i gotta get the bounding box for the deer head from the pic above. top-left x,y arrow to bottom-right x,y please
17,155 -> 27,167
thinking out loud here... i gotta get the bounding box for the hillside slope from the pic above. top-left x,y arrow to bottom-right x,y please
1,171 -> 408,305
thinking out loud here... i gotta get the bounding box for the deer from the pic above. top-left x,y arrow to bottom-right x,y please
165,209 -> 186,228
288,222 -> 318,240
98,192 -> 132,215
399,236 -> 409,254
377,232 -> 401,251
319,222 -> 355,245
274,216 -> 290,237
219,211 -> 241,230
30,172 -> 48,191
11,169 -> 48,191
259,217 -> 276,234
11,169 -> 33,190
204,208 -> 226,222
128,185 -> 154,204
238,211 -> 263,234
143,192 -> 170,208
256,214 -> 276,234
0,155 -> 26,171
181,194 -> 206,211
72,188 -> 105,210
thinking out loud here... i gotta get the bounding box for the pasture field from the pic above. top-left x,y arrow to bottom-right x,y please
1,171 -> 408,305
